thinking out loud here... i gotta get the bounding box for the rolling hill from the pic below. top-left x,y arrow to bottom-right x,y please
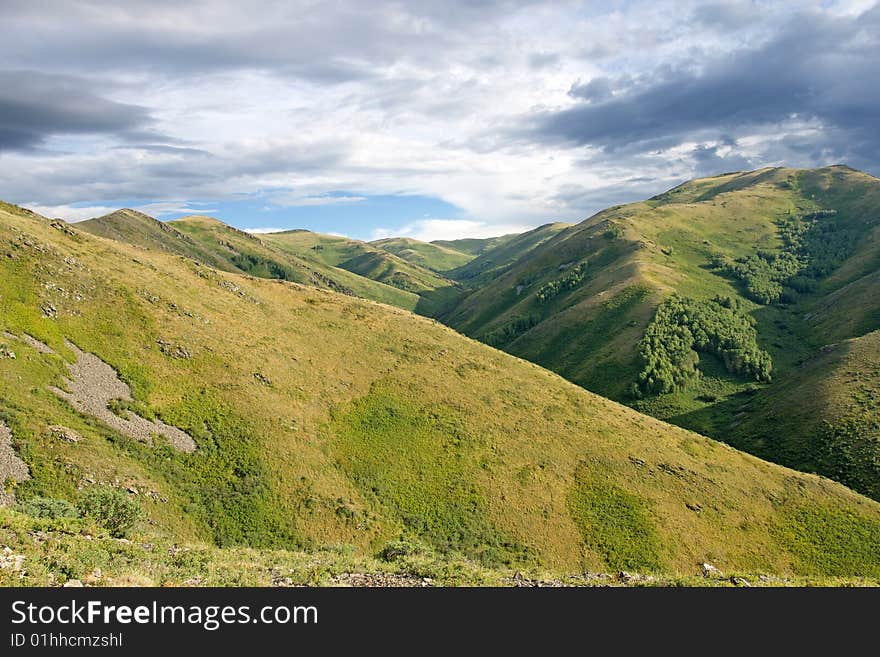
261,229 -> 465,315
432,233 -> 522,258
3,199 -> 880,584
78,209 -> 236,272
434,165 -> 880,501
369,237 -> 473,272
443,222 -> 572,286
81,212 -> 422,311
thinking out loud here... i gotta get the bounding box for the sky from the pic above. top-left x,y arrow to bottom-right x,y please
1,0 -> 878,241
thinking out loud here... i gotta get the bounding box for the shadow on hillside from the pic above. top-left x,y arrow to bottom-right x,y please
415,284 -> 469,318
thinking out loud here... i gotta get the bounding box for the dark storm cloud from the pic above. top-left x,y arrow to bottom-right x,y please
0,71 -> 155,151
0,0 -> 537,83
529,5 -> 880,171
691,0 -> 758,29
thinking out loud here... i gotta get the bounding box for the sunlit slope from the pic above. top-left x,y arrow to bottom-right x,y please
168,216 -> 421,310
433,233 -> 522,257
444,222 -> 572,285
263,229 -> 465,315
437,165 -> 880,501
78,209 -> 236,272
2,201 -> 880,577
727,330 -> 880,501
369,237 -> 473,272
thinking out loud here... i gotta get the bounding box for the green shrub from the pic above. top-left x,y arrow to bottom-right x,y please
636,294 -> 772,394
18,496 -> 79,519
603,223 -> 625,240
77,487 -> 142,537
536,261 -> 590,303
711,210 -> 856,304
379,539 -> 429,562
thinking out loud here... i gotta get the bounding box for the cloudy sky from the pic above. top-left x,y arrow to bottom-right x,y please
1,1 -> 878,240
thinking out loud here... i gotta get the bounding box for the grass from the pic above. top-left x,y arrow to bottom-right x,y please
3,507 -> 878,587
775,503 -> 880,577
435,166 -> 880,505
568,465 -> 665,572
3,185 -> 880,583
369,237 -> 474,272
329,385 -> 533,565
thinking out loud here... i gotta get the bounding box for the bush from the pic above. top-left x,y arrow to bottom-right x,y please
636,294 -> 772,394
536,261 -> 590,303
77,487 -> 142,537
379,540 -> 429,562
17,496 -> 79,519
710,210 -> 857,304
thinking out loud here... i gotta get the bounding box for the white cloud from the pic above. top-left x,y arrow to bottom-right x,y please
137,202 -> 217,217
3,1 -> 876,238
245,226 -> 288,234
270,194 -> 367,207
24,204 -> 120,222
23,201 -> 216,222
372,218 -> 533,242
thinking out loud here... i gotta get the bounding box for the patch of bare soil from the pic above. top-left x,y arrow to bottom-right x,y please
48,340 -> 196,453
0,421 -> 30,507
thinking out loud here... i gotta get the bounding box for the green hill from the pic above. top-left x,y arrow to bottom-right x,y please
444,222 -> 572,285
3,200 -> 880,583
261,229 -> 378,268
723,330 -> 880,501
83,213 -> 420,311
78,209 -> 235,272
435,166 -> 880,502
369,237 -> 473,272
262,229 -> 465,315
432,234 -> 520,257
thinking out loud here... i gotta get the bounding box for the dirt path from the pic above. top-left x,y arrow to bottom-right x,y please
0,421 -> 30,507
49,340 -> 196,453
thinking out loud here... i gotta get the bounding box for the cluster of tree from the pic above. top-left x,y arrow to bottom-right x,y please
710,209 -> 856,305
633,294 -> 772,396
603,223 -> 625,240
230,252 -> 293,281
536,261 -> 590,303
481,314 -> 540,347
713,250 -> 802,304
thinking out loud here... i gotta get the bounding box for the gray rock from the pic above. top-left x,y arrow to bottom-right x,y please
701,563 -> 723,578
47,425 -> 82,443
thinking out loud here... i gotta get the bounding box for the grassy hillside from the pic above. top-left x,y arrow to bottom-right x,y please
78,209 -> 236,272
3,200 -> 880,581
79,211 -> 420,311
370,237 -> 473,272
436,166 -> 880,501
445,222 -> 572,285
262,229 -> 464,315
433,234 -> 520,257
723,330 -> 880,501
261,229 -> 378,268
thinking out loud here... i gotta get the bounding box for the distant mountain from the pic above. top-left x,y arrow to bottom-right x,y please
3,199 -> 879,581
443,222 -> 572,286
432,233 -> 522,257
81,212 -> 423,311
78,209 -> 235,272
261,229 -> 465,315
369,237 -> 473,272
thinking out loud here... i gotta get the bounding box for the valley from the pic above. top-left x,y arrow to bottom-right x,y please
2,166 -> 880,586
